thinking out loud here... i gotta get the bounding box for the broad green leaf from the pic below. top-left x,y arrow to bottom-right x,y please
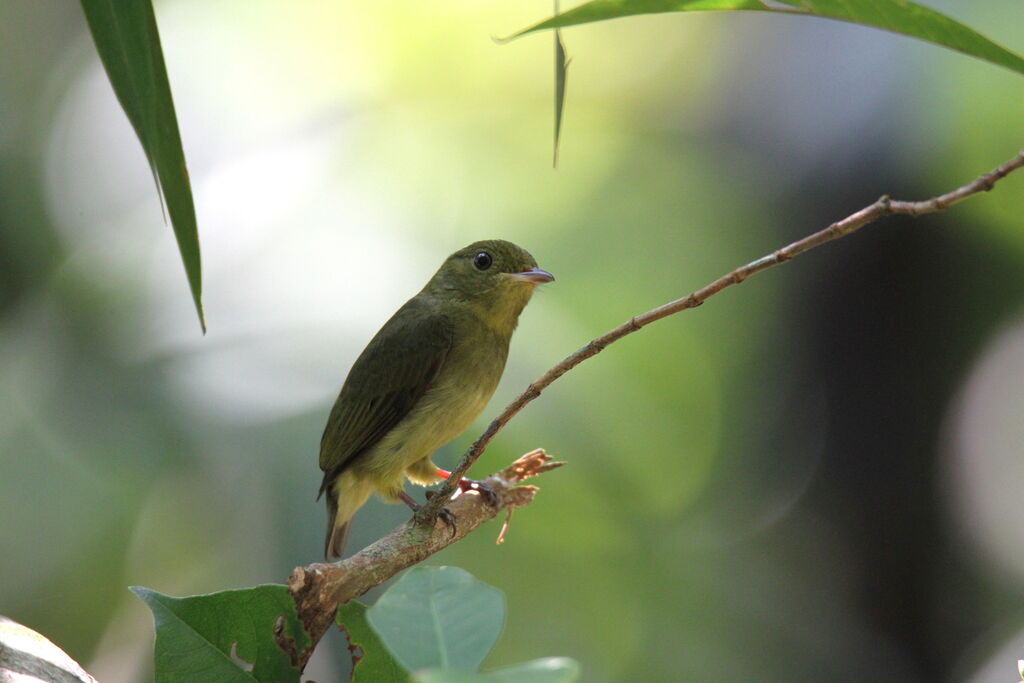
131,585 -> 307,683
508,0 -> 1024,78
79,0 -> 205,331
367,566 -> 505,674
336,601 -> 408,682
415,657 -> 582,682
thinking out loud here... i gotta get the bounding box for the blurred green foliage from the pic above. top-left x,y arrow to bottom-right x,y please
3,1 -> 1024,682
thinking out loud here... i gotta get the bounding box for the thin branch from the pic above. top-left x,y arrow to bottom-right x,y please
427,148 -> 1024,510
286,148 -> 1024,671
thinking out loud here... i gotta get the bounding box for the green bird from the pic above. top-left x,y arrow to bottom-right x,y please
318,239 -> 554,559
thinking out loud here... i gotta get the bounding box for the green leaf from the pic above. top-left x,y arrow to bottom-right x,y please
553,27 -> 569,168
414,657 -> 582,682
79,0 -> 205,331
336,601 -> 408,682
366,566 -> 505,674
507,0 -> 1024,78
553,0 -> 570,169
131,585 -> 307,683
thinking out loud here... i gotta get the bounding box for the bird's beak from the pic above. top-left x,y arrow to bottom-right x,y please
506,267 -> 555,285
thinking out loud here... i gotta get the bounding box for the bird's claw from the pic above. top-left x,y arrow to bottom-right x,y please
459,478 -> 499,507
416,475 -> 497,538
432,471 -> 499,506
423,491 -> 458,537
438,507 -> 457,538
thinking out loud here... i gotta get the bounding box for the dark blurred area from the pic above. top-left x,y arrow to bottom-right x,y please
2,1 -> 1024,681
796,184 -> 1024,680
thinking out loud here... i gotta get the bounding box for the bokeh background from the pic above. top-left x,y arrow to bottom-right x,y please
3,1 -> 1024,681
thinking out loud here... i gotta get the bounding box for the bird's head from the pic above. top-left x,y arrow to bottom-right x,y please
425,239 -> 554,331
428,239 -> 553,298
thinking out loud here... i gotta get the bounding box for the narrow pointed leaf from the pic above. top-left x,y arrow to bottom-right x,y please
507,0 -> 1024,78
131,585 -> 307,683
80,0 -> 205,331
366,566 -> 505,674
553,28 -> 569,168
553,0 -> 570,168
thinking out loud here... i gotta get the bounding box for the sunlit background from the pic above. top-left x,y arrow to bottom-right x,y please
3,0 -> 1024,680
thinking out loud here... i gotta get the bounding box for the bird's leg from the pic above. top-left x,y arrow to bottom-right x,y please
400,490 -> 456,536
434,468 -> 499,507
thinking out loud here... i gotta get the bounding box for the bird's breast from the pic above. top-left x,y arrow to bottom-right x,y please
364,326 -> 509,474
413,332 -> 507,447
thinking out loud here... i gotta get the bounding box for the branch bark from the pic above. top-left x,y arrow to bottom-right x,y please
285,449 -> 562,671
286,148 -> 1024,671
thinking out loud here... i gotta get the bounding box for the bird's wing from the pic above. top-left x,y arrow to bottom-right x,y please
318,297 -> 453,496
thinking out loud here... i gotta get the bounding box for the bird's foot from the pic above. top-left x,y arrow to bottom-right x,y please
403,490 -> 457,537
434,468 -> 499,507
423,491 -> 458,536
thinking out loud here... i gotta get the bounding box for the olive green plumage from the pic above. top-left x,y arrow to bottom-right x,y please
318,239 -> 553,559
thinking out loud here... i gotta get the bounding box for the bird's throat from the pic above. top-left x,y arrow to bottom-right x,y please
469,285 -> 533,338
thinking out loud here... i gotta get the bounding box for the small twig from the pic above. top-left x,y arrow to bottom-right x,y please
496,508 -> 514,544
427,148 -> 1024,511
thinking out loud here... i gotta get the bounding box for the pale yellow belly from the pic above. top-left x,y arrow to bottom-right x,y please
350,346 -> 503,497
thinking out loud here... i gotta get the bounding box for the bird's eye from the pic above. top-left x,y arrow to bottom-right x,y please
473,251 -> 493,271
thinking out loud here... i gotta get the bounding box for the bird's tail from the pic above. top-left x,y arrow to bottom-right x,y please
326,520 -> 349,560
323,489 -> 349,560
323,471 -> 374,560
